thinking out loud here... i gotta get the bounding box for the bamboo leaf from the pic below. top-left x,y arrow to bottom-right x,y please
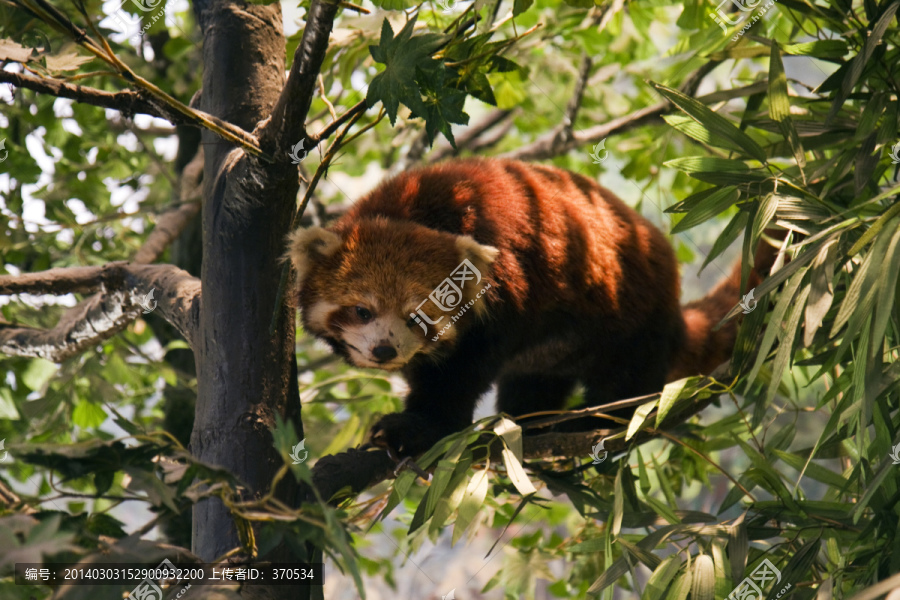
804,240 -> 837,346
626,400 -> 657,441
664,157 -> 750,173
847,201 -> 900,256
765,283 -> 811,405
501,446 -> 535,496
653,82 -> 767,162
691,555 -> 716,600
728,516 -> 749,584
656,378 -> 689,427
828,0 -> 900,120
752,193 -> 780,251
870,222 -> 900,359
672,186 -> 741,233
772,449 -> 849,488
619,538 -> 662,570
642,555 -> 682,600
769,43 -> 807,171
747,269 -> 807,387
452,467 -> 489,545
702,210 -> 749,271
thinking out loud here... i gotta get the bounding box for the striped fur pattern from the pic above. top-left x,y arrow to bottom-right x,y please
288,158 -> 771,456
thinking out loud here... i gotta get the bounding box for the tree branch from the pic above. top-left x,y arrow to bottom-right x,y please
258,0 -> 342,159
8,0 -> 268,160
310,100 -> 367,146
0,263 -> 200,361
500,59 -> 724,162
304,372 -> 726,504
133,148 -> 204,265
427,108 -> 515,162
0,70 -> 186,123
500,100 -> 667,161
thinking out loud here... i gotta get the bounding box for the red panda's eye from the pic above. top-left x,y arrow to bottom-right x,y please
406,315 -> 418,328
355,306 -> 373,322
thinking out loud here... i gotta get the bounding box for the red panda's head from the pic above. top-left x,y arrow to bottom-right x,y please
285,218 -> 498,370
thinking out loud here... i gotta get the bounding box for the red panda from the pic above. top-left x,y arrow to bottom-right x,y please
287,158 -> 772,457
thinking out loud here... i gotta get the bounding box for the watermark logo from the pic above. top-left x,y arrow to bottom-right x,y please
408,259 -> 492,342
888,140 -> 900,165
106,0 -> 170,44
130,0 -> 165,11
290,439 -> 309,464
140,289 -> 157,314
0,439 -> 8,462
590,439 -> 608,464
727,558 -> 788,600
709,0 -> 757,30
0,139 -> 7,163
890,442 -> 900,465
740,288 -> 757,314
442,589 -> 456,600
713,0 -> 780,40
436,0 -> 455,12
129,558 -> 190,600
589,138 -> 609,164
288,139 -> 308,164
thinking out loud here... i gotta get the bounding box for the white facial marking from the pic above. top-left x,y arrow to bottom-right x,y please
307,300 -> 340,332
339,314 -> 424,369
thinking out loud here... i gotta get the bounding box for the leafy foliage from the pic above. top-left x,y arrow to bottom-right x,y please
2,0 -> 900,598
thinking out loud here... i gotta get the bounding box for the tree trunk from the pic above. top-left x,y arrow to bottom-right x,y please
189,0 -> 304,589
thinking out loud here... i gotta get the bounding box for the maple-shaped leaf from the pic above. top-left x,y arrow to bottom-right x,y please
414,69 -> 469,148
366,16 -> 449,124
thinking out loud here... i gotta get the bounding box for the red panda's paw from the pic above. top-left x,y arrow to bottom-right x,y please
369,412 -> 439,458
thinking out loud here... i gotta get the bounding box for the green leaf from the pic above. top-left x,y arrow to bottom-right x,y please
452,467 -> 489,545
772,449 -> 848,488
641,555 -> 682,600
769,43 -> 807,171
846,202 -> 900,256
500,445 -> 535,496
619,537 -> 662,570
768,44 -> 791,123
93,470 -> 115,496
828,1 -> 900,120
626,400 -> 656,441
804,241 -> 837,346
72,400 -> 107,428
366,17 -> 449,124
513,0 -> 534,15
783,39 -> 848,58
663,157 -> 750,173
369,0 -> 412,7
870,223 -> 900,358
21,358 -> 57,391
0,388 -> 20,420
487,69 -> 528,109
751,193 -> 779,251
691,555 -> 715,600
429,454 -> 473,536
671,186 -> 740,233
687,170 -> 768,186
702,210 -> 748,271
656,378 -> 688,427
773,537 -> 820,593
652,82 -> 767,162
765,282 -> 810,405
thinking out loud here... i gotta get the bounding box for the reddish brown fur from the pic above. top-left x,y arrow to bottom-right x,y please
290,158 -> 771,456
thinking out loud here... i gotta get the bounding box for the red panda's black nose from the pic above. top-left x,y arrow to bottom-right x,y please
372,345 -> 398,362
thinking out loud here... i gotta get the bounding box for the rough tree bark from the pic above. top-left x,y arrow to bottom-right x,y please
189,4 -> 338,600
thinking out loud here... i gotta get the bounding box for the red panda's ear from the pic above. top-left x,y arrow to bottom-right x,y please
455,235 -> 499,275
284,227 -> 342,285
